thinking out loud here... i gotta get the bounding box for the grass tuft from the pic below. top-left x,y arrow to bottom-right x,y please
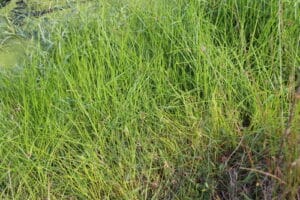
0,0 -> 299,199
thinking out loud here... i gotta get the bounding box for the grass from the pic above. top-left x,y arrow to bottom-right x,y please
0,0 -> 299,199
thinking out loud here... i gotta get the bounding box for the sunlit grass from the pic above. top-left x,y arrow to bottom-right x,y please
0,0 -> 299,199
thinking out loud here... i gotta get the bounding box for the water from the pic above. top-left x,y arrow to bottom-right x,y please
0,0 -> 60,68
0,0 -> 95,68
0,1 -> 27,68
0,38 -> 31,68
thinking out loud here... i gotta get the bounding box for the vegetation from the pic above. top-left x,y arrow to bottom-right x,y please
0,0 -> 299,199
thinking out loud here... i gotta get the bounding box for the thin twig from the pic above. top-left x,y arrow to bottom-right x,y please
240,167 -> 287,185
224,136 -> 244,166
277,75 -> 299,163
236,126 -> 254,167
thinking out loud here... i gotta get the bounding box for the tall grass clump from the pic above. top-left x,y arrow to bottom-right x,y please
0,0 -> 299,199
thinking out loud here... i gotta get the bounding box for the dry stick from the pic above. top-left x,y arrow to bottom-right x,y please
277,87 -> 299,163
235,126 -> 255,168
276,0 -> 299,168
277,0 -> 286,158
224,135 -> 244,166
279,90 -> 297,152
274,74 -> 299,198
242,143 -> 255,167
240,167 -> 287,185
